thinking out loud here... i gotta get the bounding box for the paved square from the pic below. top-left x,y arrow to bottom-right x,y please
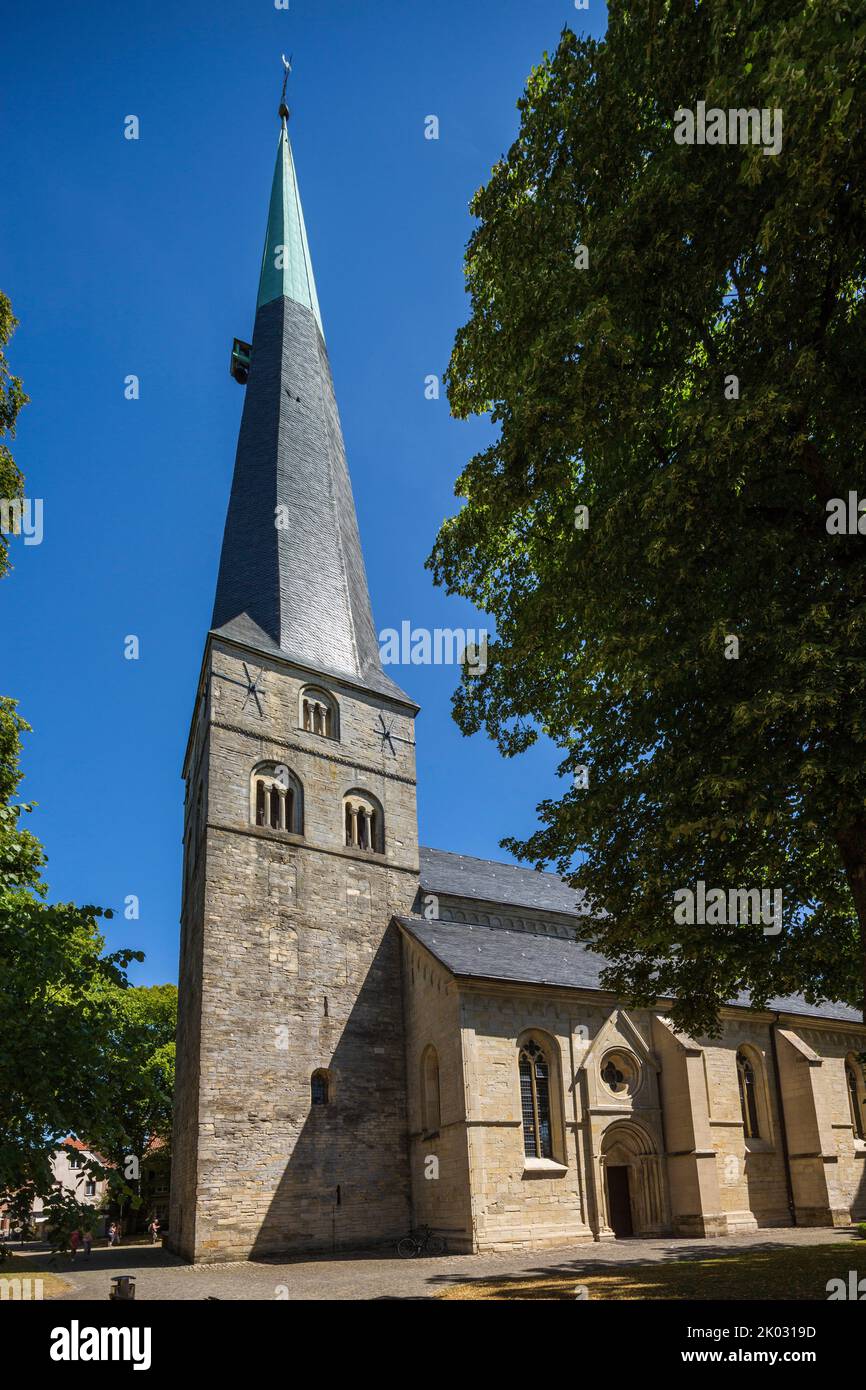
16,1227 -> 858,1301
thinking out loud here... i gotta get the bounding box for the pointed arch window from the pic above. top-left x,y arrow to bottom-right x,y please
737,1048 -> 760,1139
343,789 -> 384,854
250,762 -> 303,836
846,1055 -> 865,1141
299,686 -> 339,741
519,1039 -> 553,1159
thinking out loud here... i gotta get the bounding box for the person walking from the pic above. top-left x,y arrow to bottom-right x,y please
107,1221 -> 118,1247
69,1228 -> 80,1260
82,1230 -> 93,1260
149,1217 -> 160,1245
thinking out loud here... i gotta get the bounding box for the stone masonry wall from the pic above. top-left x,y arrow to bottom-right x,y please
701,1021 -> 792,1231
399,910 -> 866,1251
459,987 -> 601,1251
170,638 -> 419,1262
401,939 -> 474,1250
169,681 -> 210,1261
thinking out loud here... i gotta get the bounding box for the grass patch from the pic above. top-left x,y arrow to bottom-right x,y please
437,1239 -> 866,1300
0,1256 -> 73,1298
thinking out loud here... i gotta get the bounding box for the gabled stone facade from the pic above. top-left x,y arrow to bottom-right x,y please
398,893 -> 866,1253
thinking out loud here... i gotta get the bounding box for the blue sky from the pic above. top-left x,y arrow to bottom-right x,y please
1,0 -> 606,986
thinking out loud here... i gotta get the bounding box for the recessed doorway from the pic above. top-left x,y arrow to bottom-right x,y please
606,1164 -> 634,1237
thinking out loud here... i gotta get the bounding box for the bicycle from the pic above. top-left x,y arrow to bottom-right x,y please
396,1224 -> 446,1258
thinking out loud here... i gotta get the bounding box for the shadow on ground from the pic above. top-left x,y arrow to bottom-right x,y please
4,1242 -> 184,1275
423,1234 -> 866,1301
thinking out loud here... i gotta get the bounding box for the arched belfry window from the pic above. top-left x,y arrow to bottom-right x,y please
250,762 -> 303,835
846,1055 -> 866,1141
737,1048 -> 761,1139
519,1039 -> 553,1159
300,686 -> 338,741
343,789 -> 384,853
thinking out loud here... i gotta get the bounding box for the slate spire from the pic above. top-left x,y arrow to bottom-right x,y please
211,104 -> 401,698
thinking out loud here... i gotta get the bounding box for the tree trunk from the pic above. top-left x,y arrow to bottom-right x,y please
835,823 -> 866,1022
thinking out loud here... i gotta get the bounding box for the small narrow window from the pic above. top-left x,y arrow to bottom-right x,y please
422,1046 -> 441,1132
255,780 -> 266,826
311,1071 -> 329,1106
737,1049 -> 760,1139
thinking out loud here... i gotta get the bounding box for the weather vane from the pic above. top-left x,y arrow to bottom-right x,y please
279,53 -> 293,121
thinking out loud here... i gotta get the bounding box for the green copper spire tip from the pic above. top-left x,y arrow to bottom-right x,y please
257,122 -> 324,336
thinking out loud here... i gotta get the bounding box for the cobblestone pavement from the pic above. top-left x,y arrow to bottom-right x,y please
11,1225 -> 858,1301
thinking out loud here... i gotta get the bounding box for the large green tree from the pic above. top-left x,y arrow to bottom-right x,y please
49,983 -> 177,1240
0,297 -> 173,1222
0,698 -> 141,1200
0,297 -> 140,1202
429,4 -> 866,1034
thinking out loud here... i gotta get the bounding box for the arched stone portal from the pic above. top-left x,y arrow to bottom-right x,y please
600,1121 -> 668,1238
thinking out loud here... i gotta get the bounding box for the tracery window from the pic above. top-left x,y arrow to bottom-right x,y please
600,1050 -> 640,1098
343,789 -> 383,853
737,1048 -> 761,1139
519,1039 -> 553,1159
251,762 -> 303,835
602,1059 -> 626,1092
846,1055 -> 866,1141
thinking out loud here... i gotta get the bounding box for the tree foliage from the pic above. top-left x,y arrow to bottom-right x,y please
0,701 -> 177,1227
0,699 -> 144,1199
92,983 -> 177,1172
429,4 -> 866,1033
0,294 -> 178,1220
0,291 -> 27,579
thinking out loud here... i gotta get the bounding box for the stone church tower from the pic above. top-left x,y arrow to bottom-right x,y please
169,104 -> 419,1262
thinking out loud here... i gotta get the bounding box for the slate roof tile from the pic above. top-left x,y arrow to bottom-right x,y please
405,853 -> 863,1027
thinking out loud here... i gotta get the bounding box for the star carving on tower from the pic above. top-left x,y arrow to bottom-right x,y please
216,663 -> 266,717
